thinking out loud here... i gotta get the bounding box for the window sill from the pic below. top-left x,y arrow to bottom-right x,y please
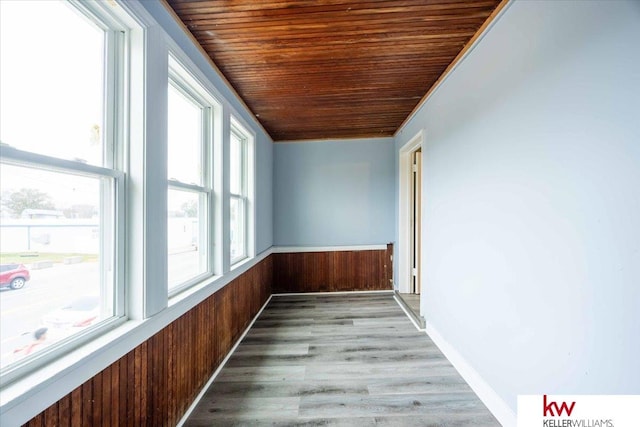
230,255 -> 252,271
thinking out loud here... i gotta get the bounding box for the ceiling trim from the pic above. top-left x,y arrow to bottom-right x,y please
274,136 -> 394,145
394,0 -> 512,137
159,0 -> 271,140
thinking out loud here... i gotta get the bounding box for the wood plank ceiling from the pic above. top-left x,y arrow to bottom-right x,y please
166,0 -> 503,142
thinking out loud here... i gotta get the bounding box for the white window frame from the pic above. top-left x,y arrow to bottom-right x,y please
0,0 -> 268,422
167,54 -> 218,296
0,0 -> 129,384
229,118 -> 255,266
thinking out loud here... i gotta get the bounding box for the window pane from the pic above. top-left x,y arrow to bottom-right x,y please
0,164 -> 114,369
230,197 -> 245,262
168,188 -> 206,289
230,132 -> 243,195
0,0 -> 106,166
168,85 -> 202,185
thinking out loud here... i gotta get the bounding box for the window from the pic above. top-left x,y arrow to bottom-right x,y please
0,0 -> 127,378
229,120 -> 253,265
167,56 -> 215,293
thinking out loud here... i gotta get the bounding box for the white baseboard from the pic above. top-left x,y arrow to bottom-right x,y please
272,290 -> 394,296
425,321 -> 516,427
393,294 -> 425,331
272,244 -> 388,253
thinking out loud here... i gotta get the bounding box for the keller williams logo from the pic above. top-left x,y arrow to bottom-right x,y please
544,395 -> 576,417
517,395 -> 632,427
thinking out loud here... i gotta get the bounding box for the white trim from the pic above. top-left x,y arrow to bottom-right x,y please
274,136 -> 394,145
393,294 -> 425,332
0,142 -> 124,181
176,294 -> 273,427
168,180 -> 208,193
229,118 -> 255,265
425,322 -> 516,427
272,244 -> 387,253
272,290 -> 394,296
397,131 -> 423,294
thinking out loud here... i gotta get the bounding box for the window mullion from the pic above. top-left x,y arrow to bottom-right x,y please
229,121 -> 251,265
0,147 -> 124,179
169,180 -> 207,193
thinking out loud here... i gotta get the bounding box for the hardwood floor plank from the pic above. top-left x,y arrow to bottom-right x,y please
250,318 -> 315,327
225,348 -> 445,367
304,360 -> 456,381
202,379 -> 369,399
298,392 -> 491,418
372,414 -> 504,426
187,396 -> 300,421
232,343 -> 310,356
215,365 -> 306,382
244,326 -> 313,336
366,376 -> 471,396
306,341 -> 438,353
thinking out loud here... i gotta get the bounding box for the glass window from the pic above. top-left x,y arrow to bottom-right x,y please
168,85 -> 202,185
230,131 -> 243,196
167,188 -> 206,287
0,0 -> 125,376
0,0 -> 105,166
229,196 -> 245,261
167,57 -> 214,293
229,125 -> 250,264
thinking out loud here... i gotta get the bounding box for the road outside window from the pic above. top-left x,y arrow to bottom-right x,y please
0,167 -> 113,370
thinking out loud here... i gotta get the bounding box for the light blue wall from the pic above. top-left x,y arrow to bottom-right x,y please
395,0 -> 640,415
254,133 -> 273,253
140,1 -> 273,254
274,138 -> 394,246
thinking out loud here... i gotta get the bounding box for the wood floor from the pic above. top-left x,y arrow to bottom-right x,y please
184,293 -> 499,426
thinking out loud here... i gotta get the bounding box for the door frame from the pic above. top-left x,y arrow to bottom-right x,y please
397,130 -> 423,295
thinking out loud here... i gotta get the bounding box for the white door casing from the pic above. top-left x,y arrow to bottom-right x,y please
397,130 -> 423,295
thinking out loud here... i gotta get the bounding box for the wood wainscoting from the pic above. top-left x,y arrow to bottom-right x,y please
23,246 -> 392,425
273,245 -> 393,293
23,257 -> 272,427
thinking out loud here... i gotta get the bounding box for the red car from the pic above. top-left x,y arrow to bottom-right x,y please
0,263 -> 31,290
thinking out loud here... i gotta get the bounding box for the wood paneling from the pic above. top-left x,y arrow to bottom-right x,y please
23,257 -> 272,427
165,0 -> 504,141
273,248 -> 392,293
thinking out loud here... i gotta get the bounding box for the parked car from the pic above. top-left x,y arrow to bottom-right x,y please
42,295 -> 100,330
0,263 -> 30,290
